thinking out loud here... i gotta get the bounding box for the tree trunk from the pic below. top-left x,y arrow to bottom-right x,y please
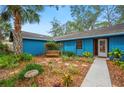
13,10 -> 23,55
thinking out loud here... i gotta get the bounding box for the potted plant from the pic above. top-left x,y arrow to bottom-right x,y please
45,41 -> 60,57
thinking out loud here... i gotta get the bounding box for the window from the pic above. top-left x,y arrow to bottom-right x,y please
76,39 -> 82,49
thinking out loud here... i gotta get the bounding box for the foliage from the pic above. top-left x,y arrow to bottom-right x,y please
61,55 -> 70,61
0,5 -> 44,54
20,53 -> 33,61
62,51 -> 76,57
0,43 -> 12,55
46,41 -> 60,50
82,52 -> 93,58
74,56 -> 81,61
120,63 -> 124,70
62,73 -> 73,87
52,68 -> 63,75
0,17 -> 12,41
0,76 -> 17,87
97,5 -> 120,27
68,64 -> 79,75
87,58 -> 94,63
48,61 -> 55,71
0,55 -> 19,68
49,18 -> 65,37
70,5 -> 101,30
0,53 -> 33,69
18,64 -> 44,80
108,48 -> 124,62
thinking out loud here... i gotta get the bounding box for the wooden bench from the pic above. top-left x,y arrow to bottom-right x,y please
46,50 -> 60,57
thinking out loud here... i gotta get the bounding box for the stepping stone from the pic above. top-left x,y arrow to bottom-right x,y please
82,64 -> 88,67
24,70 -> 39,78
58,62 -> 62,64
64,63 -> 70,66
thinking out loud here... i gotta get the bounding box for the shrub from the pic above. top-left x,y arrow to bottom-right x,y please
82,52 -> 93,58
62,55 -> 70,61
0,76 -> 17,87
0,55 -> 19,68
62,51 -> 76,57
45,41 -> 60,50
20,53 -> 33,61
108,48 -> 124,62
18,64 -> 44,80
62,73 -> 73,87
68,64 -> 79,75
120,63 -> 124,70
52,68 -> 63,75
0,43 -> 13,55
87,58 -> 94,63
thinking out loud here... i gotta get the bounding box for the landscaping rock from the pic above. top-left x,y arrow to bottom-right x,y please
24,70 -> 39,78
82,64 -> 88,67
64,63 -> 69,66
58,62 -> 62,64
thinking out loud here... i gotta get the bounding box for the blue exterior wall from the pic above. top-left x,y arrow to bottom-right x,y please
23,39 -> 46,56
62,39 -> 94,56
109,35 -> 124,52
109,35 -> 124,60
63,40 -> 77,54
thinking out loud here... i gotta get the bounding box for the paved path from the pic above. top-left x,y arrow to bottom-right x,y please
81,58 -> 111,87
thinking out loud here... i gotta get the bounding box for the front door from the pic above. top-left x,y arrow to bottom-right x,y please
98,39 -> 108,57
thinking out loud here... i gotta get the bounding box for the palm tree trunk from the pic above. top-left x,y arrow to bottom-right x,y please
13,10 -> 23,55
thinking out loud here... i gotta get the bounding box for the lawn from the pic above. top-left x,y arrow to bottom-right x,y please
0,56 -> 93,87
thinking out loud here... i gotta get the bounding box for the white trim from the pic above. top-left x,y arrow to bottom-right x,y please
98,39 -> 108,57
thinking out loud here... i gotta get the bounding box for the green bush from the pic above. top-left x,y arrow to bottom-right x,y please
20,53 -> 33,61
68,64 -> 79,75
45,41 -> 60,50
18,63 -> 44,80
82,52 -> 93,58
87,58 -> 94,63
120,63 -> 124,70
0,43 -> 13,55
62,51 -> 76,57
62,73 -> 73,87
0,76 -> 17,87
0,55 -> 19,68
108,48 -> 124,62
62,55 -> 70,61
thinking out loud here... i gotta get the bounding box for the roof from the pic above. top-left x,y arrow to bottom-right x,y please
10,31 -> 52,41
53,23 -> 124,41
22,31 -> 51,41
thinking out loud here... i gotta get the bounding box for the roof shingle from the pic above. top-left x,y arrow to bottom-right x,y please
53,23 -> 124,41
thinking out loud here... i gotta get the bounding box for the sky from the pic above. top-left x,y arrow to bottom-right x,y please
22,6 -> 73,36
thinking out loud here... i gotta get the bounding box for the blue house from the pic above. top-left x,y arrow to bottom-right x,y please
10,31 -> 51,56
10,23 -> 124,57
53,23 -> 124,57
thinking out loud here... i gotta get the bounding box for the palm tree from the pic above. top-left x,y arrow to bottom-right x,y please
0,5 -> 44,54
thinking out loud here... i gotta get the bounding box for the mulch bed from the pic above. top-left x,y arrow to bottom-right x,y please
0,56 -> 92,87
107,61 -> 124,87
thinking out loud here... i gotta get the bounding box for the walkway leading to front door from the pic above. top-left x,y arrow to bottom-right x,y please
81,57 -> 111,87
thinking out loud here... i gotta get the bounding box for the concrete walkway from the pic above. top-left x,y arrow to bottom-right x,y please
81,57 -> 111,87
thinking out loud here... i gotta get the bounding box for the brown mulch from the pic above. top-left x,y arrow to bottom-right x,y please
0,56 -> 92,87
16,56 -> 92,87
107,61 -> 124,87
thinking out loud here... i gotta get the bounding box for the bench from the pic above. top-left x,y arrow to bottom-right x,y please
46,50 -> 60,57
